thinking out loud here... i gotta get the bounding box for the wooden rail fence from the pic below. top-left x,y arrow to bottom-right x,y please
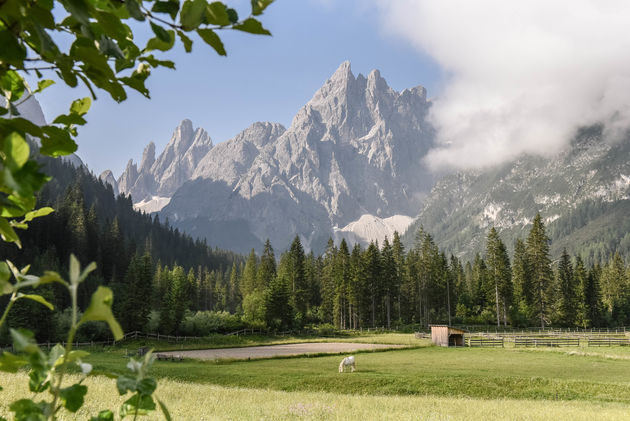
467,338 -> 504,347
514,337 -> 580,347
587,337 -> 630,346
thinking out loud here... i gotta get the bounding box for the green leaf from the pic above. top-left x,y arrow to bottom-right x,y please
8,399 -> 45,420
69,254 -> 80,285
53,114 -> 87,126
152,1 -> 180,20
0,30 -> 27,66
125,0 -> 145,21
0,217 -> 21,247
177,30 -> 193,52
9,329 -> 41,355
34,80 -> 55,94
136,378 -> 157,395
232,18 -> 271,35
197,29 -> 225,56
251,0 -> 273,16
40,126 -> 78,156
48,344 -> 65,367
38,271 -> 68,287
205,2 -> 230,26
70,97 -> 92,116
3,131 -> 30,169
120,394 -> 156,418
80,286 -> 124,340
180,0 -> 207,31
60,384 -> 88,412
150,22 -> 172,43
96,11 -> 130,41
0,261 -> 11,293
226,8 -> 238,24
15,293 -> 54,310
146,32 -> 175,52
90,410 -> 114,421
116,375 -> 137,395
0,352 -> 28,373
157,398 -> 172,421
61,0 -> 91,25
21,207 -> 54,223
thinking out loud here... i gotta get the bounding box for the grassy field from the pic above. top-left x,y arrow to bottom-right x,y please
4,333 -> 630,419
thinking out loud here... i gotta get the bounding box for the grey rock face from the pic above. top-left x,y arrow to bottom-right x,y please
117,119 -> 213,202
403,126 -> 630,262
161,62 -> 435,253
99,170 -> 119,195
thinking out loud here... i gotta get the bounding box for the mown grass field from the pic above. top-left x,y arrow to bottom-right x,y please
4,333 -> 630,419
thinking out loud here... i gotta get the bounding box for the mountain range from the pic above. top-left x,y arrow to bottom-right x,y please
103,62 -> 435,253
402,126 -> 630,264
98,61 -> 630,260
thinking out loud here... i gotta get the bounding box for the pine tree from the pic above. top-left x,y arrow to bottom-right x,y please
392,231 -> 405,323
320,238 -> 337,324
574,255 -> 589,328
381,238 -> 396,329
257,239 -> 276,291
333,239 -> 351,329
485,227 -> 512,326
512,238 -> 532,324
240,249 -> 258,297
555,249 -> 576,326
600,252 -> 627,315
526,213 -> 554,328
364,242 -> 382,327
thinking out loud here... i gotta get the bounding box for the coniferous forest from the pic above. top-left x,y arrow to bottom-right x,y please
2,157 -> 630,346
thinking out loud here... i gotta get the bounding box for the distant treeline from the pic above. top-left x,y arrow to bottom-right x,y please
2,159 -> 630,344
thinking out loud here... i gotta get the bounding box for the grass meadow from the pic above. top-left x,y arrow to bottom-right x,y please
4,333 -> 630,419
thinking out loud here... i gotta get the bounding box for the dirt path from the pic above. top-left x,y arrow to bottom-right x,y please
158,342 -> 404,360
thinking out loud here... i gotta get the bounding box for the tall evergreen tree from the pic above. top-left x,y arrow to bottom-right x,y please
485,227 -> 512,326
257,239 -> 276,291
526,213 -> 554,328
512,238 -> 532,324
240,249 -> 258,297
555,249 -> 576,326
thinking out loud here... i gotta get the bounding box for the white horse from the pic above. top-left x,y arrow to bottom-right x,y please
339,356 -> 356,373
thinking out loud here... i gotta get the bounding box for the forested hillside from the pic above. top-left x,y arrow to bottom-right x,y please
3,157 -> 630,346
403,129 -> 630,265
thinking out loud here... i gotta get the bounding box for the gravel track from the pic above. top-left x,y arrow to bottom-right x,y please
158,342 -> 404,360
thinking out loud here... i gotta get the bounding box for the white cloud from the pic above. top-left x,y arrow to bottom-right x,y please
374,0 -> 630,169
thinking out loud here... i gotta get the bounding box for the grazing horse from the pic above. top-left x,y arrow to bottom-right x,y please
339,356 -> 356,373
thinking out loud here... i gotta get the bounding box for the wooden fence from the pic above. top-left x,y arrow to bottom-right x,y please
587,337 -> 630,346
514,337 -> 580,347
467,338 -> 504,347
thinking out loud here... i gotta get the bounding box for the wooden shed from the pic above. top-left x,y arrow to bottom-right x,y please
430,325 -> 466,347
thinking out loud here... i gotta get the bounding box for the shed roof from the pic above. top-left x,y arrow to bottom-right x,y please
429,325 -> 468,334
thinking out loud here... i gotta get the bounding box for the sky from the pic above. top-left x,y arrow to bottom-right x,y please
34,0 -> 630,176
34,0 -> 442,177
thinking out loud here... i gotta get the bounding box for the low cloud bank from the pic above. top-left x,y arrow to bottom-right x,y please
375,0 -> 630,169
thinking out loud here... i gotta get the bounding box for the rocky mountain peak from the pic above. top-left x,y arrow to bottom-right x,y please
139,142 -> 156,173
115,119 -> 215,207
99,170 -> 119,195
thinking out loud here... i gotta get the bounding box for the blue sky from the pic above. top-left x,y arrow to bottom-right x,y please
34,0 -> 442,176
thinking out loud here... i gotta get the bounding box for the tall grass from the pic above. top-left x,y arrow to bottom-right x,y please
1,372 -> 629,420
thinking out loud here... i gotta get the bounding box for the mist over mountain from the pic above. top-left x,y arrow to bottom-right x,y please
403,126 -> 630,264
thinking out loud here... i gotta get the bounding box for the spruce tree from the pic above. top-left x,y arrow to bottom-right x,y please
555,249 -> 576,326
512,238 -> 532,324
485,227 -> 512,326
257,239 -> 276,291
574,255 -> 589,328
240,249 -> 258,297
526,213 -> 554,328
